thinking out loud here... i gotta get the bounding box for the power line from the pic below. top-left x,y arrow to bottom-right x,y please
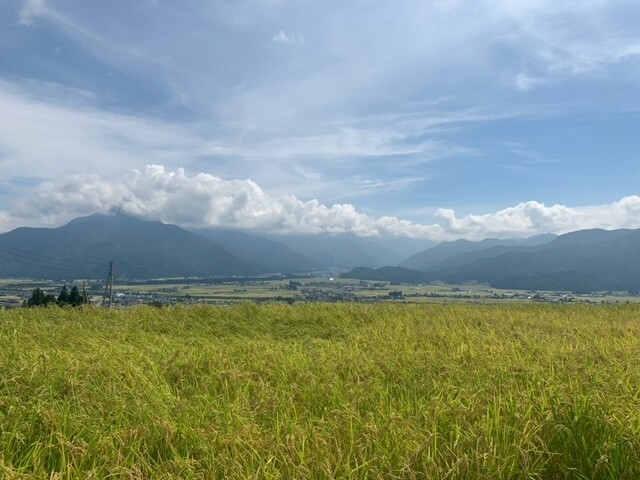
0,242 -> 106,268
0,248 -> 92,269
0,252 -> 93,273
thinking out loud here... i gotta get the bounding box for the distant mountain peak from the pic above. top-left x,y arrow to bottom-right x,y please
0,213 -> 254,280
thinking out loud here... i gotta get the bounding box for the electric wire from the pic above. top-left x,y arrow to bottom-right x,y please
0,252 -> 97,273
0,242 -> 105,267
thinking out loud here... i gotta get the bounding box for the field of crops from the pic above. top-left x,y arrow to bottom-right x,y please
1,303 -> 640,478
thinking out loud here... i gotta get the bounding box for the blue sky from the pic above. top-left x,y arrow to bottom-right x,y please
0,0 -> 639,239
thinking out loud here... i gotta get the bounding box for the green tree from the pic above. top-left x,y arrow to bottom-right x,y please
27,288 -> 45,307
57,285 -> 70,305
69,286 -> 84,307
26,285 -> 88,308
26,288 -> 56,307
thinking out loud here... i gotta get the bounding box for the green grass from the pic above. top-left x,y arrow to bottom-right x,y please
1,303 -> 640,478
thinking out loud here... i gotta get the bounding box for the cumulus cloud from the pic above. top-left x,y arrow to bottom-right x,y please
436,197 -> 640,238
6,165 -> 640,241
11,165 -> 444,238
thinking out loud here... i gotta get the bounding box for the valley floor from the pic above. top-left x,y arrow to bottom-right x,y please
2,276 -> 639,308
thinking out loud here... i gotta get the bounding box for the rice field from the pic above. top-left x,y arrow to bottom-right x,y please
1,303 -> 639,478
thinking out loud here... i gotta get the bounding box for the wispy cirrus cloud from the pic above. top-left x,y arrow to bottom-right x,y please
0,80 -> 202,181
0,78 -> 485,203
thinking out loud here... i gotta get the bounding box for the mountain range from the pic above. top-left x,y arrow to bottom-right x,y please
0,213 -> 426,280
346,229 -> 640,293
1,212 -> 639,293
398,234 -> 557,271
0,214 -> 254,279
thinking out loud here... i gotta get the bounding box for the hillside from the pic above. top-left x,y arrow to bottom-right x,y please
342,266 -> 431,284
0,213 -> 254,279
400,234 -> 556,270
392,228 -> 640,292
193,228 -> 318,273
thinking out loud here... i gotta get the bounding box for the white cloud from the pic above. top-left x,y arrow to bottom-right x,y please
436,197 -> 640,238
0,79 -> 481,203
234,128 -> 454,159
272,29 -> 297,44
10,165 -> 444,238
514,73 -> 545,91
5,166 -> 640,242
18,0 -> 45,26
0,80 -> 204,180
0,210 -> 15,233
499,2 -> 640,76
271,28 -> 303,45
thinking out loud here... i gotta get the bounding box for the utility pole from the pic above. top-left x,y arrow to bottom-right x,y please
82,280 -> 88,305
102,261 -> 114,308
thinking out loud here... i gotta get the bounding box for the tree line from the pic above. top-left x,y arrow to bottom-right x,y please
25,285 -> 88,308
